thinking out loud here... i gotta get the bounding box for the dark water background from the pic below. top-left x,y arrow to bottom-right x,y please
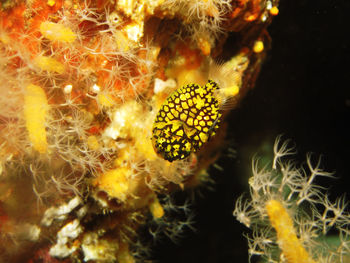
154,0 -> 350,262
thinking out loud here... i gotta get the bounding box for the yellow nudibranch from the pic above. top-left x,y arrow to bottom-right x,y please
152,80 -> 222,162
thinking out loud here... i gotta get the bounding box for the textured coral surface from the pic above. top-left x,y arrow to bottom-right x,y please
0,0 -> 279,262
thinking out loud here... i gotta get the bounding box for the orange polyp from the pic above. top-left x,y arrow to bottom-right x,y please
230,7 -> 243,19
198,37 -> 211,56
270,6 -> 279,16
245,14 -> 256,21
244,0 -> 262,22
175,42 -> 203,70
206,3 -> 219,18
0,3 -> 26,35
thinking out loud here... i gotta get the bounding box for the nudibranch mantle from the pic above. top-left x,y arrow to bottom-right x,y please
152,80 -> 222,162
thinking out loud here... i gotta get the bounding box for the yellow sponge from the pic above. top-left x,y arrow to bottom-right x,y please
24,84 -> 49,153
266,200 -> 316,263
40,21 -> 76,43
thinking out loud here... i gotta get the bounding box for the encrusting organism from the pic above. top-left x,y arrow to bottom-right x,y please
233,136 -> 350,263
0,0 -> 280,261
39,21 -> 77,43
24,84 -> 49,154
265,199 -> 316,263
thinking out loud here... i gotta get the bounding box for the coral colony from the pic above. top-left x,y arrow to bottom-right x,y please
4,0 -> 346,262
234,137 -> 350,263
1,1 -> 270,260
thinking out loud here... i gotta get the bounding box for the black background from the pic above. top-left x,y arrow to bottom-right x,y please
154,0 -> 350,262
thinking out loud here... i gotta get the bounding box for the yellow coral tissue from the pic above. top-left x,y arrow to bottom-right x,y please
24,84 -> 49,153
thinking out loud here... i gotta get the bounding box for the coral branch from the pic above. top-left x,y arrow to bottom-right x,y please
266,199 -> 316,263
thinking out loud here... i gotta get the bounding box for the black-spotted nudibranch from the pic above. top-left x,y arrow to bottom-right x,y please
152,80 -> 222,162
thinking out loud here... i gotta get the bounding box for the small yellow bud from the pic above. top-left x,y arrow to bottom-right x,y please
34,55 -> 64,74
149,197 -> 164,219
40,21 -> 76,43
270,6 -> 279,16
87,136 -> 99,150
253,40 -> 264,53
47,0 -> 55,6
97,93 -> 115,107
